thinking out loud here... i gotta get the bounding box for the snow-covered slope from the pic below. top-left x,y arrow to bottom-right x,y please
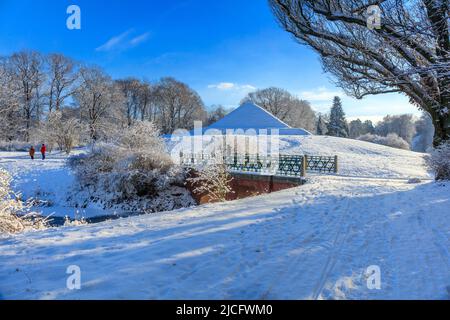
0,137 -> 447,300
0,150 -> 108,219
169,135 -> 431,179
0,176 -> 448,299
279,135 -> 431,179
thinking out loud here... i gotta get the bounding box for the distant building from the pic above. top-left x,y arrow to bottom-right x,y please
202,102 -> 312,136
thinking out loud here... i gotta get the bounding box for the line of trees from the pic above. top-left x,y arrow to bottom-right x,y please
1,51 -> 435,154
317,96 -> 434,151
1,58 -> 321,153
0,51 -> 210,149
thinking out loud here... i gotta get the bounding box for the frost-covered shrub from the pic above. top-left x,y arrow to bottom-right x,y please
358,133 -> 410,150
0,168 -> 48,234
37,111 -> 85,154
427,142 -> 450,180
69,121 -> 195,211
0,140 -> 31,152
187,163 -> 234,202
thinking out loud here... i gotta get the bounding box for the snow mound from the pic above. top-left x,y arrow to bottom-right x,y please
168,135 -> 431,179
279,135 -> 431,179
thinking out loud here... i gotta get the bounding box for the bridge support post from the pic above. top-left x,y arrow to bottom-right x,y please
301,155 -> 307,177
334,155 -> 338,173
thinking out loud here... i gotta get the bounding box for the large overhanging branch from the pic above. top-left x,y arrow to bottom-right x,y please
270,0 -> 449,112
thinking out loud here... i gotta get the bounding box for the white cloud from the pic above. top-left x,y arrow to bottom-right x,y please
207,82 -> 256,91
208,82 -> 235,90
130,32 -> 151,46
96,30 -> 133,52
240,84 -> 257,91
300,87 -> 343,101
96,29 -> 150,52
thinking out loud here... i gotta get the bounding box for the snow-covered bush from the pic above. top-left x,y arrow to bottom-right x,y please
69,121 -> 195,211
427,142 -> 450,180
358,133 -> 410,150
0,140 -> 31,152
0,168 -> 48,234
187,163 -> 234,202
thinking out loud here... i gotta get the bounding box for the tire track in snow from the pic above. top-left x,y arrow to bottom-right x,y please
310,194 -> 354,300
258,185 -> 354,300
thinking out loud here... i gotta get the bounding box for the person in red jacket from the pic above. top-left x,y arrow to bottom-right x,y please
40,144 -> 46,160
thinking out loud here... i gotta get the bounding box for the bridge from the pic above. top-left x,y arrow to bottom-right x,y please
180,152 -> 338,203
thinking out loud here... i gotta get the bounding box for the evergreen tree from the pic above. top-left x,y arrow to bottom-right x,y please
327,97 -> 349,138
316,114 -> 328,135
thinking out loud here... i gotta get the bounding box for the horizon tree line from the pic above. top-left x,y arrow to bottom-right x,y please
0,50 -> 436,153
0,51 -> 320,147
317,96 -> 434,151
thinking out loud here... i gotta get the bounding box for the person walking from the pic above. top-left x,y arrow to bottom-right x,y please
29,146 -> 35,160
40,144 -> 46,160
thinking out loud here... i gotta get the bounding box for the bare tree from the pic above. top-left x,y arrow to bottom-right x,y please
243,87 -> 293,120
207,105 -> 229,126
47,54 -> 79,113
153,77 -> 207,134
74,67 -> 125,141
358,132 -> 410,150
413,112 -> 434,152
116,78 -> 141,126
39,110 -> 83,154
287,98 -> 317,132
349,118 -> 375,138
0,58 -> 21,140
137,81 -> 153,121
427,141 -> 450,179
8,51 -> 46,141
270,0 -> 450,145
243,87 -> 316,130
375,114 -> 416,144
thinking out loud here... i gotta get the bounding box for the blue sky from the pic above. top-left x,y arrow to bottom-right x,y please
0,0 -> 420,122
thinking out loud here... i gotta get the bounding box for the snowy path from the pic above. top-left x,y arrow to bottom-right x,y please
0,140 -> 447,300
0,176 -> 449,299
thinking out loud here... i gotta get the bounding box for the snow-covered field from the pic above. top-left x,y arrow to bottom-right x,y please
169,135 -> 432,179
0,136 -> 449,300
0,150 -> 109,219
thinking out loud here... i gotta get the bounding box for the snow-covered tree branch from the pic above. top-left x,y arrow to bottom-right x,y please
269,0 -> 450,145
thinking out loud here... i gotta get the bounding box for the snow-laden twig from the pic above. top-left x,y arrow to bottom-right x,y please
0,168 -> 48,234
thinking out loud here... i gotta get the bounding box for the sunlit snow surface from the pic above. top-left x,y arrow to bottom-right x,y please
0,136 -> 449,300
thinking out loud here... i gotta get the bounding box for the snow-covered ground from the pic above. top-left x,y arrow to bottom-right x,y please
0,150 -> 114,219
0,136 -> 448,299
279,135 -> 431,179
169,135 -> 432,179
